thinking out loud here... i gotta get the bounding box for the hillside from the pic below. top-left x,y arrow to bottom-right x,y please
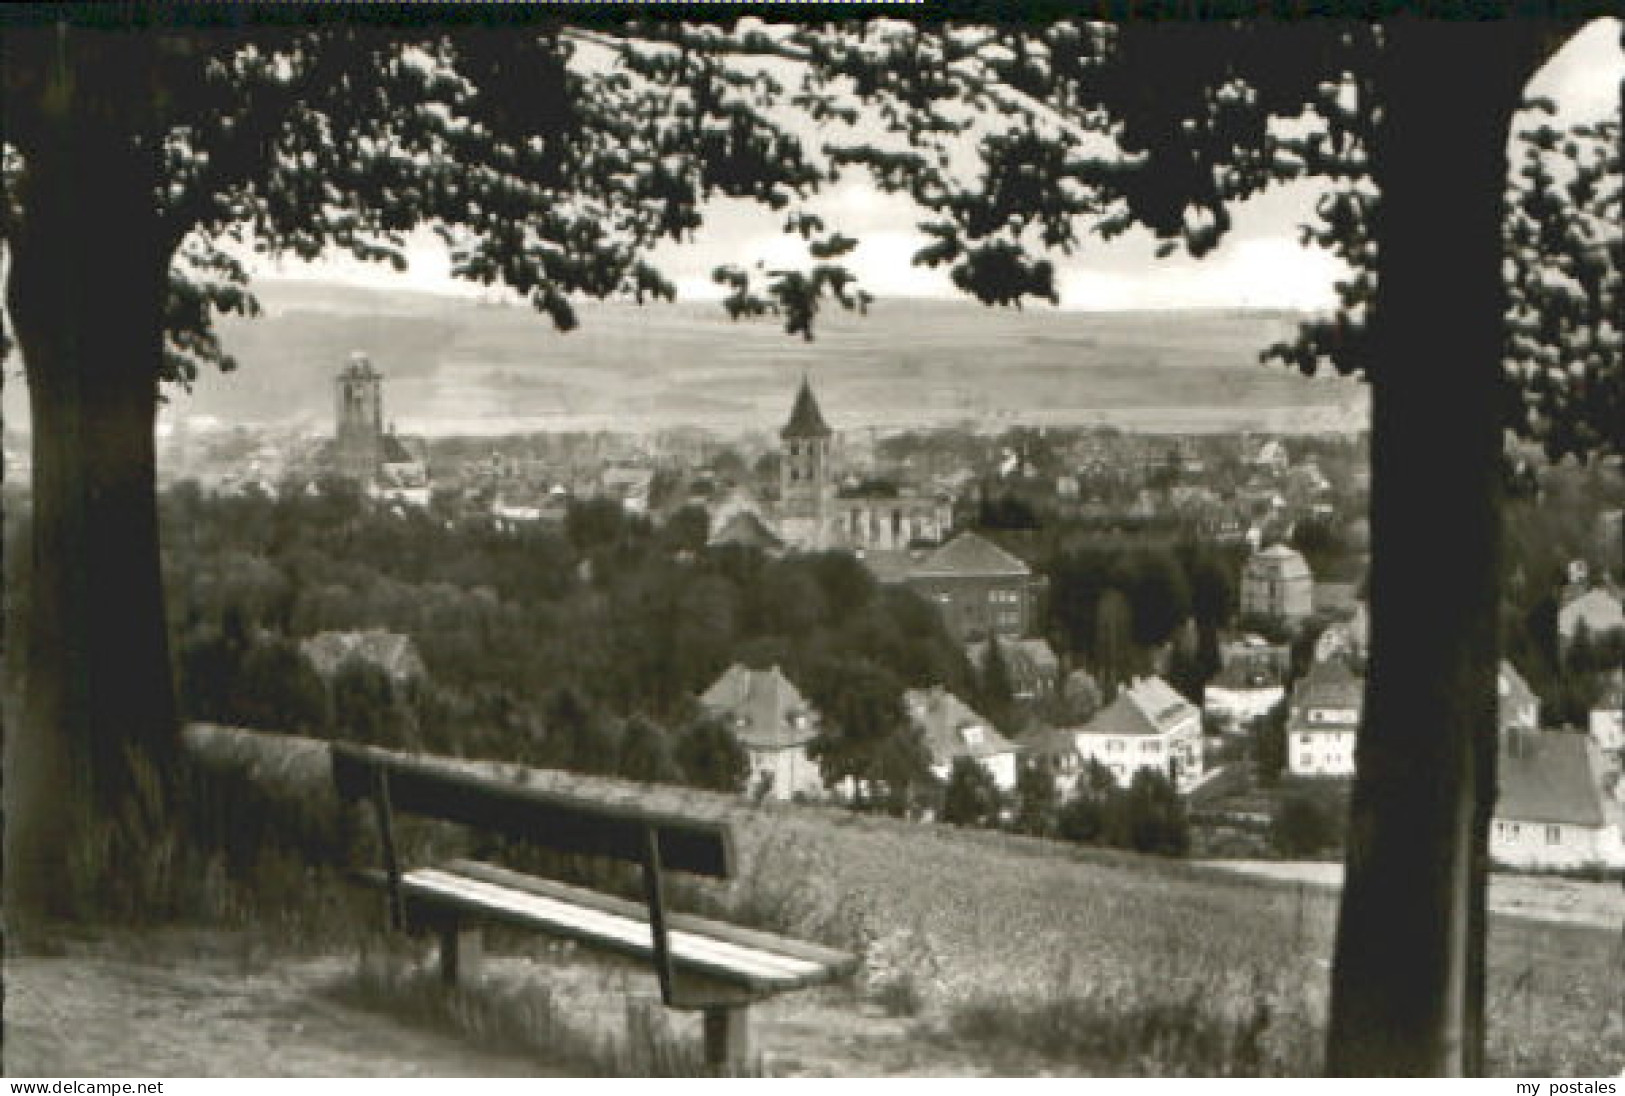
11,793 -> 1618,1076
156,280 -> 1367,436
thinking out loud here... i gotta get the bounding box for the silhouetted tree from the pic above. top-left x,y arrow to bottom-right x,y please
674,714 -> 749,794
4,12 -> 1613,1074
940,756 -> 1002,828
617,715 -> 682,786
1012,759 -> 1061,838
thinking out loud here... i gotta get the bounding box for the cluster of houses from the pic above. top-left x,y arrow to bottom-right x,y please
697,658 -> 1206,809
268,360 -> 1624,872
1199,574 -> 1625,870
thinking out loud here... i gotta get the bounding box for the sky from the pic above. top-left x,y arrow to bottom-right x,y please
252,18 -> 1623,313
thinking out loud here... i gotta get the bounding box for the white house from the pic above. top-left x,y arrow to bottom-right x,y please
904,686 -> 1021,792
1071,676 -> 1204,793
1557,586 -> 1624,651
1591,671 -> 1623,762
698,664 -> 824,801
1491,732 -> 1625,871
1286,659 -> 1363,778
1498,659 -> 1541,738
1251,439 -> 1289,476
1313,601 -> 1368,666
1203,636 -> 1289,733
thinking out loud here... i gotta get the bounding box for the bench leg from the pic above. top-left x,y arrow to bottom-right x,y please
702,1005 -> 751,1074
439,920 -> 483,987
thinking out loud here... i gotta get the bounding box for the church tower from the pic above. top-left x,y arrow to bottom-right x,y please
334,351 -> 384,483
778,375 -> 833,548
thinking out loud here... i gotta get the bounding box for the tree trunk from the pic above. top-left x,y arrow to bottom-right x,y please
3,28 -> 176,917
1325,19 -> 1549,1076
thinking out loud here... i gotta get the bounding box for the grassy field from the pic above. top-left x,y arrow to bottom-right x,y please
19,740 -> 1621,1077
381,761 -> 1621,1076
144,282 -> 1368,436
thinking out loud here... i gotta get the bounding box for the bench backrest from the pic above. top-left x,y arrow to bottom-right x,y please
331,743 -> 735,879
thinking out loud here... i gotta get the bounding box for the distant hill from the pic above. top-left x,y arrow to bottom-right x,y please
166,279 -> 1367,436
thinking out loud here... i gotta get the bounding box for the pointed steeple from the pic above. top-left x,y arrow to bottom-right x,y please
781,374 -> 832,440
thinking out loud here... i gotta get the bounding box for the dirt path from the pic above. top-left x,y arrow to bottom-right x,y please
3,928 -> 1024,1078
4,929 -> 558,1077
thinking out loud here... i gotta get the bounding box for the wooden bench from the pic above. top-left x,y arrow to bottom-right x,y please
330,743 -> 857,1071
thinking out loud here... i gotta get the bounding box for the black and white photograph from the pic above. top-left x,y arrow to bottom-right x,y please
2,2 -> 1622,1080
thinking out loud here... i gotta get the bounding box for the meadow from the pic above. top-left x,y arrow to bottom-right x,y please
14,734 -> 1621,1077
148,282 -> 1368,436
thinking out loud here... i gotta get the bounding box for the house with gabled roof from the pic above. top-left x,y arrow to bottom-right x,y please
301,629 -> 426,685
1491,732 -> 1624,870
1204,635 -> 1289,732
904,686 -> 1022,791
965,636 -> 1060,700
1314,601 -> 1369,667
1286,658 -> 1363,778
698,664 -> 824,801
1498,659 -> 1540,738
706,510 -> 785,555
1557,585 -> 1624,651
1071,676 -> 1203,793
879,531 -> 1046,642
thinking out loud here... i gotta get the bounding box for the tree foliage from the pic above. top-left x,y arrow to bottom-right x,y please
4,9 -> 1617,1074
940,756 -> 1002,828
1011,758 -> 1061,838
674,712 -> 749,794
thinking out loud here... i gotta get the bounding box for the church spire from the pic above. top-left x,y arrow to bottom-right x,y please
781,373 -> 832,440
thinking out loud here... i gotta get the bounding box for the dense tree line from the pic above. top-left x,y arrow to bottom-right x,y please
1043,539 -> 1240,697
157,483 -> 985,798
938,755 -> 1189,858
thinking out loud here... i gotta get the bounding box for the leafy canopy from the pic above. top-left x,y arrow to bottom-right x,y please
2,17 -> 1615,454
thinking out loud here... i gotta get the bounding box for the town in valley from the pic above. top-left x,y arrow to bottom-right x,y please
9,304 -> 1618,873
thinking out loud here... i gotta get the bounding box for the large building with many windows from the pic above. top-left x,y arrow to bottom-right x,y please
875,531 -> 1045,642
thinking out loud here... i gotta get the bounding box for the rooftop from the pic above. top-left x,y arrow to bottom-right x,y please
1558,586 -> 1624,636
905,686 -> 1017,763
708,510 -> 784,551
1079,676 -> 1197,739
1246,544 -> 1312,581
300,629 -> 424,683
1496,732 -> 1608,828
1292,658 -> 1364,714
781,377 -> 833,440
911,532 -> 1031,579
699,664 -> 819,750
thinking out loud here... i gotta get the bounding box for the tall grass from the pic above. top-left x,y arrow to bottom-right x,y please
944,959 -> 1322,1076
48,744 -> 369,950
331,938 -> 749,1076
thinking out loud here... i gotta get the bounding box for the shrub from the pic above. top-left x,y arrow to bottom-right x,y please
1270,793 -> 1336,857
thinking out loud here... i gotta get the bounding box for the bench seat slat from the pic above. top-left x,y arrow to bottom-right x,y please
446,860 -> 859,975
408,871 -> 802,984
403,869 -> 824,990
400,869 -> 842,992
